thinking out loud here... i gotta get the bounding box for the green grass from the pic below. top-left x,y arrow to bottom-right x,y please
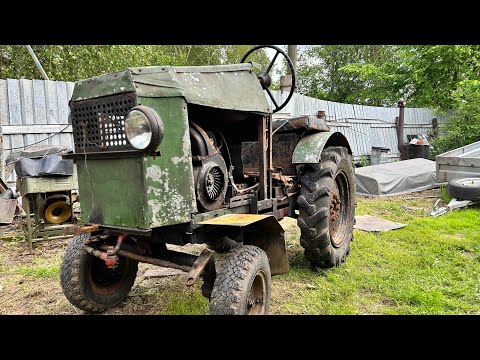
14,264 -> 60,279
438,185 -> 453,203
273,196 -> 480,315
6,255 -> 62,279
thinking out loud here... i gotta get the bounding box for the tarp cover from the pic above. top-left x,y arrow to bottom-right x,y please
14,154 -> 74,178
355,158 -> 437,196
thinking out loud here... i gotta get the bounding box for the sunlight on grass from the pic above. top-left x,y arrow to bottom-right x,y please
12,255 -> 62,279
157,281 -> 209,315
272,196 -> 480,315
15,265 -> 59,279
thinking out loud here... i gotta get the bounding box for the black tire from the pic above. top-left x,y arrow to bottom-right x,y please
207,236 -> 241,253
447,178 -> 480,201
297,146 -> 355,268
209,245 -> 271,315
60,233 -> 138,313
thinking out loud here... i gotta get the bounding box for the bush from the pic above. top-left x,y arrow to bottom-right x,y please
430,80 -> 480,158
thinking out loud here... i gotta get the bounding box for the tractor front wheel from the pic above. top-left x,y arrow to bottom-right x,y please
60,233 -> 138,313
209,245 -> 271,315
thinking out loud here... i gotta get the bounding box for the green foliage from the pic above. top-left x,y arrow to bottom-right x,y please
297,45 -> 396,105
297,45 -> 480,156
339,45 -> 480,110
0,45 -> 269,82
430,79 -> 480,157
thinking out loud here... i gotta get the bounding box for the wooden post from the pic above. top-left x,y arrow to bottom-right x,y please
397,99 -> 407,160
432,118 -> 439,138
287,45 -> 297,75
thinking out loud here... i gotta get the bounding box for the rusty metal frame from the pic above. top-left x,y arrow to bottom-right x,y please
258,116 -> 267,200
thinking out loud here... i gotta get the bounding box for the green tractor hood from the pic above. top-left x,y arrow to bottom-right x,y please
71,63 -> 272,114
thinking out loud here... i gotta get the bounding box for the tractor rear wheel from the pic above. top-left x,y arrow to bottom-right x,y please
297,146 -> 355,268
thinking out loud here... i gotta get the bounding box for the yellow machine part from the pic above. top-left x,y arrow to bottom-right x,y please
44,201 -> 71,224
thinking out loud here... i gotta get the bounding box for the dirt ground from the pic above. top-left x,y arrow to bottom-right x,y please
0,190 -> 441,315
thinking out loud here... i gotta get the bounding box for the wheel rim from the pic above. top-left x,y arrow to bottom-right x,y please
45,201 -> 71,224
246,270 -> 267,315
330,170 -> 350,247
88,255 -> 128,296
456,178 -> 480,187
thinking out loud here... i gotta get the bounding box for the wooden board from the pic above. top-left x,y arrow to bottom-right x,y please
0,199 -> 17,224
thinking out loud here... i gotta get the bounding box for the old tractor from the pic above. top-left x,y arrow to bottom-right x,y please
60,45 -> 355,315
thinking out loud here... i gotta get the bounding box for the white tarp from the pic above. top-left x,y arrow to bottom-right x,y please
355,158 -> 438,196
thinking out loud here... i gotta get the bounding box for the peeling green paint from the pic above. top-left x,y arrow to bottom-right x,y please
292,132 -> 333,164
71,70 -> 135,101
141,97 -> 196,227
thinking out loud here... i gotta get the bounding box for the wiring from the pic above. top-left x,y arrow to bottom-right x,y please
3,124 -> 71,151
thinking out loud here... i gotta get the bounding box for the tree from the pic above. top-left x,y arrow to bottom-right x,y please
0,45 -> 269,81
296,45 -> 395,105
297,45 -> 480,156
340,45 -> 480,110
430,80 -> 480,157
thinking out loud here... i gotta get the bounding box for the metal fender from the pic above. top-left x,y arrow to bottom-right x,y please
292,131 -> 352,164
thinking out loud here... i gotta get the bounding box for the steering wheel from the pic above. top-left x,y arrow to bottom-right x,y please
241,45 -> 296,113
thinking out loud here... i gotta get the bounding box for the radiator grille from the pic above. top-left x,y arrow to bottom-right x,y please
70,92 -> 137,153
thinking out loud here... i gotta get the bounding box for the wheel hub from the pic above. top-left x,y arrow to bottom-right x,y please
459,179 -> 480,187
246,270 -> 267,315
330,193 -> 341,222
329,190 -> 343,247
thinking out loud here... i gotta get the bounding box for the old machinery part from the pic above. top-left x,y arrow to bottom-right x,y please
44,200 -> 72,224
206,130 -> 218,148
196,154 -> 228,210
430,198 -> 476,217
241,45 -> 296,113
185,248 -> 214,286
125,105 -> 164,151
189,121 -> 217,157
189,122 -> 229,210
84,245 -> 120,269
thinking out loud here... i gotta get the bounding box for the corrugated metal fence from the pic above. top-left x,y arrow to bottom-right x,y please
270,90 -> 453,162
0,79 -> 453,188
0,79 -> 75,188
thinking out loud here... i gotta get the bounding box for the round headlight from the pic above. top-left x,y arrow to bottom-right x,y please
125,106 -> 164,151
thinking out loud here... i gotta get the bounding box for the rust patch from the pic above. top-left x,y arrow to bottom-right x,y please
64,224 -> 100,236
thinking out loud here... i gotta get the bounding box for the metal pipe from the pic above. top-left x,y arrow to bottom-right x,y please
115,233 -> 128,252
25,45 -> 50,80
185,248 -> 213,286
84,245 -> 108,261
98,244 -> 191,273
189,126 -> 208,157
